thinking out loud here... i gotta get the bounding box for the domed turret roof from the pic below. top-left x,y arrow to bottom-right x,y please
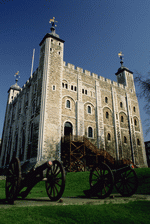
10,82 -> 21,90
115,61 -> 133,75
8,82 -> 21,93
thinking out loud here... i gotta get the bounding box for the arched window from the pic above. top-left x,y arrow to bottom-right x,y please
133,106 -> 136,112
134,119 -> 137,126
120,102 -> 123,108
64,122 -> 72,136
107,133 -> 111,141
137,138 -> 140,146
88,105 -> 91,114
105,97 -> 108,103
124,136 -> 127,144
121,116 -> 124,122
66,100 -> 70,108
106,111 -> 109,119
88,127 -> 93,138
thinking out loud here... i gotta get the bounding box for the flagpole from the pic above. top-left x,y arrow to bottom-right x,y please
30,48 -> 35,78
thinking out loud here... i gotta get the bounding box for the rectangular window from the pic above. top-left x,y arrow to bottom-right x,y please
52,85 -> 56,91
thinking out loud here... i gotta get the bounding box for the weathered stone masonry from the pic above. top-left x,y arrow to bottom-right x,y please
0,26 -> 148,168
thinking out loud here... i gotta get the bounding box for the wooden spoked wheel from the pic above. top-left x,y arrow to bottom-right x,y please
5,157 -> 21,203
45,160 -> 65,201
115,167 -> 138,197
89,162 -> 114,199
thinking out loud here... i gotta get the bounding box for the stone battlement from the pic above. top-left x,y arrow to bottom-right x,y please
63,62 -> 125,89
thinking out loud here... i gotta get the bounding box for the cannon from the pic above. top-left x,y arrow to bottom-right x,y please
84,161 -> 138,199
5,157 -> 65,203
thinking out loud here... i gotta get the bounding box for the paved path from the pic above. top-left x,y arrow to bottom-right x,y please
0,194 -> 150,208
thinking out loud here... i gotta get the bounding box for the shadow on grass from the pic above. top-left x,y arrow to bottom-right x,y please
17,198 -> 51,202
0,198 -> 16,205
0,197 -> 53,205
0,199 -> 7,204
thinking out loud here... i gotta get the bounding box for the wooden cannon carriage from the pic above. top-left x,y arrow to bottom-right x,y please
84,161 -> 138,199
83,149 -> 138,199
5,157 -> 65,203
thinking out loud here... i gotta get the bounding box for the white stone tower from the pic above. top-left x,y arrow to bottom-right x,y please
1,73 -> 21,166
37,18 -> 65,161
115,53 -> 147,166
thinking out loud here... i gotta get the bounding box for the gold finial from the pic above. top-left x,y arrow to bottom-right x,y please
49,17 -> 58,27
118,52 -> 124,66
118,51 -> 124,60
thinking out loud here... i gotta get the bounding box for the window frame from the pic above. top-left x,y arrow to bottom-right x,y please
88,127 -> 93,138
106,111 -> 109,119
105,97 -> 108,104
137,138 -> 140,146
121,115 -> 124,123
124,136 -> 127,144
107,133 -> 111,141
66,99 -> 71,109
134,119 -> 137,126
87,105 -> 92,114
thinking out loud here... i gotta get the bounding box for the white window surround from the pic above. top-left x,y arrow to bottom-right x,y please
87,126 -> 93,138
66,99 -> 71,109
87,105 -> 92,114
63,120 -> 74,135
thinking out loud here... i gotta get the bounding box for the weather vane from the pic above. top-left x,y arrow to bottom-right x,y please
14,71 -> 20,83
49,17 -> 58,27
118,51 -> 124,61
49,17 -> 59,38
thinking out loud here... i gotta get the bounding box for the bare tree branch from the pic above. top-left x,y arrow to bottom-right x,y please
134,71 -> 150,135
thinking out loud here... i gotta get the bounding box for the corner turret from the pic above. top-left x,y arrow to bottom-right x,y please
8,71 -> 21,104
115,52 -> 134,91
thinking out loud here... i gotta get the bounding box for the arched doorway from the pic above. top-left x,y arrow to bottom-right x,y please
64,122 -> 73,136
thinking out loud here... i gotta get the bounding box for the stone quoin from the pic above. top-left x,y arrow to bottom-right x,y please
0,19 -> 147,168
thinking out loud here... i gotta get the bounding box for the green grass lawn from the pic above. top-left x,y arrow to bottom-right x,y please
0,201 -> 149,224
0,168 -> 150,223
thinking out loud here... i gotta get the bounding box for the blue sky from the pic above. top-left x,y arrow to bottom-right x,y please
0,0 -> 150,141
